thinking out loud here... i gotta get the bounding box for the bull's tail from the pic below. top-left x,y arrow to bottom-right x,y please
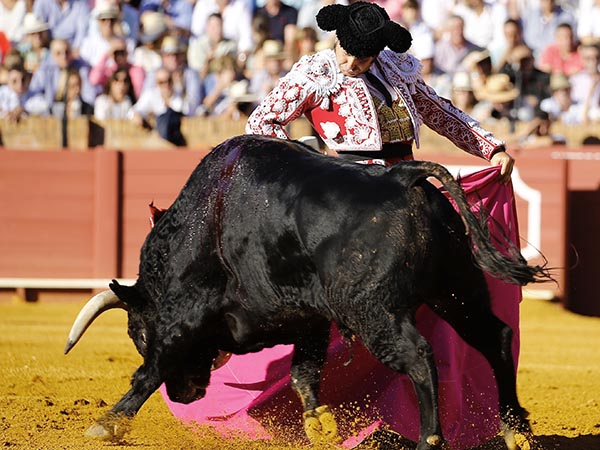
391,161 -> 553,286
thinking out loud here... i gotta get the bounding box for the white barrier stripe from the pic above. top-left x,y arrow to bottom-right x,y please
0,278 -> 136,289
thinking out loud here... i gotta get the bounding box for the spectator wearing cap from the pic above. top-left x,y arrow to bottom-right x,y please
133,11 -> 168,73
434,15 -> 482,75
144,35 -> 203,115
540,73 -> 580,124
187,12 -> 238,78
0,0 -> 26,45
18,13 -> 52,74
538,23 -> 583,77
89,37 -> 145,98
139,0 -> 194,41
25,38 -> 96,115
80,4 -> 135,67
32,0 -> 91,58
191,0 -> 254,60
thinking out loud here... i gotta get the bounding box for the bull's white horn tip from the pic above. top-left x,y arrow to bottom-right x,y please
64,338 -> 77,355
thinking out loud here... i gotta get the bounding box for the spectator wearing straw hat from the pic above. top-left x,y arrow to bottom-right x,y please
32,0 -> 91,58
139,0 -> 194,40
18,13 -> 52,74
133,11 -> 168,73
540,73 -> 579,123
471,73 -> 519,124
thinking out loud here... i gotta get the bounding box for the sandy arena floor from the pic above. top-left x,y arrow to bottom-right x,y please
0,296 -> 599,450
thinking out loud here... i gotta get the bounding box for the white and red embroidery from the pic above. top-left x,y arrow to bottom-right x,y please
246,49 -> 504,160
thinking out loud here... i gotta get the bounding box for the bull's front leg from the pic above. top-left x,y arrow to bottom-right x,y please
86,363 -> 161,441
290,323 -> 339,444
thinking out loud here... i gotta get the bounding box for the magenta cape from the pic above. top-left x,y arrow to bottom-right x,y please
160,166 -> 523,450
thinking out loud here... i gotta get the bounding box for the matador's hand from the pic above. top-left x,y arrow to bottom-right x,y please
490,151 -> 514,184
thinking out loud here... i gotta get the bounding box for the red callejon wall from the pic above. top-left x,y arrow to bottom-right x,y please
0,151 -> 96,278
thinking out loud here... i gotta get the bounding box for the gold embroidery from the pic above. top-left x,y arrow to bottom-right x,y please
372,95 -> 414,144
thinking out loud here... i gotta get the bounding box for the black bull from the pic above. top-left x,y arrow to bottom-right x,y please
65,135 -> 551,450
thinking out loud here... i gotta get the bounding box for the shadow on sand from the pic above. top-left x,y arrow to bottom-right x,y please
357,431 -> 600,449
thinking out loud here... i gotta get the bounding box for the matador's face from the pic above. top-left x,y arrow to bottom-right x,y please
334,42 -> 377,77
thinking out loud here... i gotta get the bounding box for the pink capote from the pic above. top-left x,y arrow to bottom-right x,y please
161,166 -> 523,450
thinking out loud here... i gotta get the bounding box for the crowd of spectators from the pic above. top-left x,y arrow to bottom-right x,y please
1,0 -> 600,146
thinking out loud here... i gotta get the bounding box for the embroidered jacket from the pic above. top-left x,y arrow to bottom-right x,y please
246,49 -> 504,160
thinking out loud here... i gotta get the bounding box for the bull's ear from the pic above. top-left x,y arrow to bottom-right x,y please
109,280 -> 143,307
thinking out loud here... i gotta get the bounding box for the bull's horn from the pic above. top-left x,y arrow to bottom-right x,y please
64,290 -> 127,355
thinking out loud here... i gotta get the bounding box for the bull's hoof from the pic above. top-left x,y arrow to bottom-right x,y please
416,434 -> 448,450
303,405 -> 340,444
85,414 -> 131,441
502,420 -> 539,450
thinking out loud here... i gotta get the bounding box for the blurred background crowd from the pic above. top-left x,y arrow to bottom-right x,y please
1,0 -> 600,146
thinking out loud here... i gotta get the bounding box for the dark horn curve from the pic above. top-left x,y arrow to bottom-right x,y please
64,290 -> 127,354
